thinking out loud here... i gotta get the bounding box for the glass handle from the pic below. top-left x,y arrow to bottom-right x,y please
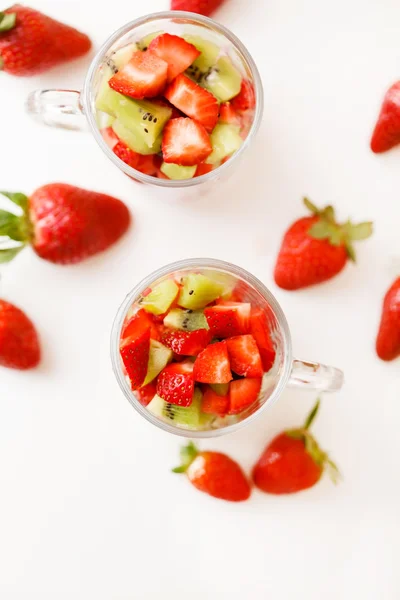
289,359 -> 344,393
26,89 -> 86,131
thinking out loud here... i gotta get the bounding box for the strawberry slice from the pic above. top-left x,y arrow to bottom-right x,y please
149,33 -> 200,82
231,79 -> 256,111
109,51 -> 168,99
201,385 -> 230,416
101,127 -> 119,150
135,381 -> 157,406
195,162 -> 214,176
229,378 -> 262,415
219,102 -> 240,126
123,309 -> 162,341
193,341 -> 232,383
157,360 -> 195,406
120,325 -> 151,389
162,117 -> 212,166
164,74 -> 219,132
226,335 -> 263,378
101,127 -> 144,170
249,309 -> 276,372
371,81 -> 400,153
204,302 -> 251,338
162,329 -> 212,356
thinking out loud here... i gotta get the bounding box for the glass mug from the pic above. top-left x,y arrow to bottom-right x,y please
111,259 -> 344,438
26,11 -> 264,188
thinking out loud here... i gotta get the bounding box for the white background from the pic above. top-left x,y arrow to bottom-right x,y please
1,1 -> 399,598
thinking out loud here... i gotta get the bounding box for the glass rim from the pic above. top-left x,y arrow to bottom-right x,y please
110,258 -> 293,439
83,11 -> 264,188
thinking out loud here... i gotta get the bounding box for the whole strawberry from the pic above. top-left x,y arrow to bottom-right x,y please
376,277 -> 400,361
370,82 -> 400,153
0,5 -> 91,76
274,198 -> 373,290
173,441 -> 251,502
252,400 -> 339,494
0,299 -> 40,369
0,184 -> 130,265
170,0 -> 225,17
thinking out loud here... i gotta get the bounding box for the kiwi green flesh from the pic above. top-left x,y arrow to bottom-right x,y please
164,308 -> 209,332
178,273 -> 225,310
206,123 -> 243,165
160,163 -> 196,180
106,43 -> 137,74
202,56 -> 242,102
147,389 -> 211,429
184,35 -> 220,79
142,341 -> 172,386
137,31 -> 164,51
140,280 -> 179,315
113,119 -> 162,155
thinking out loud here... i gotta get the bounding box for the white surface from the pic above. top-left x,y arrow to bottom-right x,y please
1,1 -> 399,598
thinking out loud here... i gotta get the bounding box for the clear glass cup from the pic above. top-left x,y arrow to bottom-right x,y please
110,259 -> 344,439
26,11 -> 264,189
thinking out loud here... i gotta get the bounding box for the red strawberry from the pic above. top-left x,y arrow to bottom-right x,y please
123,309 -> 161,341
231,80 -> 256,111
274,198 -> 373,290
193,341 -> 232,384
149,33 -> 200,82
376,277 -> 400,361
101,127 -> 158,175
135,381 -> 157,407
101,126 -> 119,150
162,329 -> 211,356
0,5 -> 91,76
0,300 -> 40,369
249,308 -> 276,372
201,386 -> 229,416
252,400 -> 339,494
204,301 -> 250,338
162,117 -> 212,166
370,82 -> 400,153
164,74 -> 219,133
219,102 -> 240,126
170,0 -> 225,16
229,377 -> 262,414
195,162 -> 214,176
173,442 -> 251,502
120,325 -> 151,389
226,335 -> 263,378
157,360 -> 194,406
109,51 -> 168,99
0,185 -> 130,265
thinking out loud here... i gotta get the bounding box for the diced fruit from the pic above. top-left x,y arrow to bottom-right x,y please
157,360 -> 195,406
101,126 -> 119,150
106,43 -> 137,74
202,56 -> 242,102
112,119 -> 162,155
149,33 -> 200,82
140,279 -> 180,315
147,387 -> 204,429
210,383 -> 230,396
184,35 -> 220,79
120,326 -> 151,389
206,123 -> 243,164
250,309 -> 276,372
137,31 -> 164,51
113,139 -> 142,169
195,162 -> 215,176
201,386 -> 229,415
162,329 -> 212,356
109,51 -> 168,99
142,340 -> 173,386
226,335 -> 263,378
122,308 -> 161,341
163,308 -> 209,331
178,273 -> 224,309
219,102 -> 240,126
229,378 -> 262,414
164,74 -> 219,132
204,302 -> 251,337
160,162 -> 197,180
135,381 -> 157,406
135,154 -> 159,176
193,341 -> 232,383
162,118 -> 212,166
232,79 -> 256,111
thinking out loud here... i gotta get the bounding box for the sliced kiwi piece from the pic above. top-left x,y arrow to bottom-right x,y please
184,35 -> 220,81
206,123 -> 243,164
96,112 -> 115,129
137,31 -> 164,51
112,119 -> 162,155
160,162 -> 196,180
163,308 -> 209,332
142,340 -> 172,386
147,388 -> 208,430
202,56 -> 242,102
140,279 -> 179,315
178,273 -> 224,310
106,43 -> 137,74
95,70 -> 118,114
210,383 -> 230,396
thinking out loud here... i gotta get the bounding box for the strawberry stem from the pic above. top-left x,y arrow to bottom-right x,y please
0,12 -> 16,32
0,191 -> 31,263
304,399 -> 320,430
172,441 -> 198,473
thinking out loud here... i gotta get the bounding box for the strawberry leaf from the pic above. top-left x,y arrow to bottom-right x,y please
303,197 -> 320,214
0,12 -> 16,32
0,245 -> 25,263
173,441 -> 198,473
308,221 -> 332,240
0,209 -> 27,242
304,399 -> 320,430
0,192 -> 28,212
346,221 -> 373,241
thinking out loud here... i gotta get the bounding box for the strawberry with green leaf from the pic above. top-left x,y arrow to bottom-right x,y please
274,198 -> 373,290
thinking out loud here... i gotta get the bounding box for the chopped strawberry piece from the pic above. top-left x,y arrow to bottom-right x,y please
204,302 -> 250,338
135,381 -> 157,406
120,326 -> 151,389
162,117 -> 212,166
231,79 -> 256,111
229,378 -> 262,415
113,141 -> 142,169
164,74 -> 219,132
149,33 -> 200,82
201,386 -> 230,416
135,154 -> 159,176
101,127 -> 156,173
229,280 -> 250,302
162,329 -> 212,356
238,110 -> 253,139
193,341 -> 232,384
123,309 -> 161,341
219,102 -> 240,126
250,309 -> 276,372
226,335 -> 263,378
157,361 -> 195,406
195,162 -> 214,176
152,97 -> 184,119
101,127 -> 119,150
109,51 -> 168,99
